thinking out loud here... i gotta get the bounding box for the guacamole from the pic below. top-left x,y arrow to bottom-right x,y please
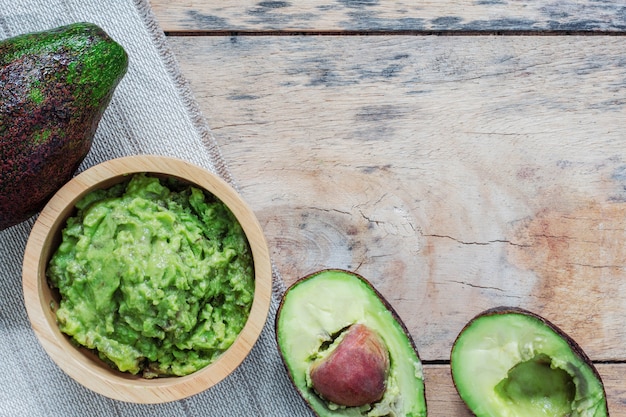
47,173 -> 255,378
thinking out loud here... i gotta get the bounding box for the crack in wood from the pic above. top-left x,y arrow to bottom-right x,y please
424,233 -> 530,247
449,280 -> 505,292
566,262 -> 625,269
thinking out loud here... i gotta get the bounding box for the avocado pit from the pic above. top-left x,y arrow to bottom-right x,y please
309,323 -> 390,407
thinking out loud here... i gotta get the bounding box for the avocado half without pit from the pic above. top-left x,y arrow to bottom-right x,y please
275,269 -> 427,417
450,307 -> 609,417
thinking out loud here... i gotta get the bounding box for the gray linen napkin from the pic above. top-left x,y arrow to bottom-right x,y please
0,1 -> 311,415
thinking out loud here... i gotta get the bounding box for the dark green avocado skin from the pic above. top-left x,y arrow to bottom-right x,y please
0,22 -> 128,231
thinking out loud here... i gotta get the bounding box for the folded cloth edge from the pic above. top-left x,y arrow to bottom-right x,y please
131,0 -> 289,297
131,0 -> 234,186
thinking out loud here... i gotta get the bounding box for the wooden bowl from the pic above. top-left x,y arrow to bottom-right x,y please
22,155 -> 272,403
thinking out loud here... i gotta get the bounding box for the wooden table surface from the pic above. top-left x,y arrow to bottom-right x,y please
151,1 -> 626,415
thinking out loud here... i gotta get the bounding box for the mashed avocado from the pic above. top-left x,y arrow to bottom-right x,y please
47,173 -> 255,378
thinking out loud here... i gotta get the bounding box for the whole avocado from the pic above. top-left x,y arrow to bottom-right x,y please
0,22 -> 128,231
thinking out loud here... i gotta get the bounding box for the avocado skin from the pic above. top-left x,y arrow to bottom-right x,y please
0,22 -> 128,230
275,269 -> 427,417
451,306 -> 609,417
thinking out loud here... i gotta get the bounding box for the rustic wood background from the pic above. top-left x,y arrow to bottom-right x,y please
151,1 -> 626,415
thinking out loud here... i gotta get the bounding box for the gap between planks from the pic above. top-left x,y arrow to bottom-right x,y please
164,29 -> 626,37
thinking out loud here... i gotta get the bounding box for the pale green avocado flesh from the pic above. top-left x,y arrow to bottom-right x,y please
451,308 -> 608,417
276,269 -> 427,417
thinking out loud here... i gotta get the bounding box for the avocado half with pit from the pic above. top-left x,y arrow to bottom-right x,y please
450,307 -> 608,417
275,269 -> 427,417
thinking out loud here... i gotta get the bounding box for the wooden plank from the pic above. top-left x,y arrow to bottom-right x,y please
422,363 -> 625,416
150,0 -> 626,32
168,35 -> 626,363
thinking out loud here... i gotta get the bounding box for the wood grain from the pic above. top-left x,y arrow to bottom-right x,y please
168,35 -> 626,365
150,0 -> 626,32
151,1 -> 626,412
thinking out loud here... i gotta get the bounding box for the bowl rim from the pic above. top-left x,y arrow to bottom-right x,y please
21,155 -> 273,403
